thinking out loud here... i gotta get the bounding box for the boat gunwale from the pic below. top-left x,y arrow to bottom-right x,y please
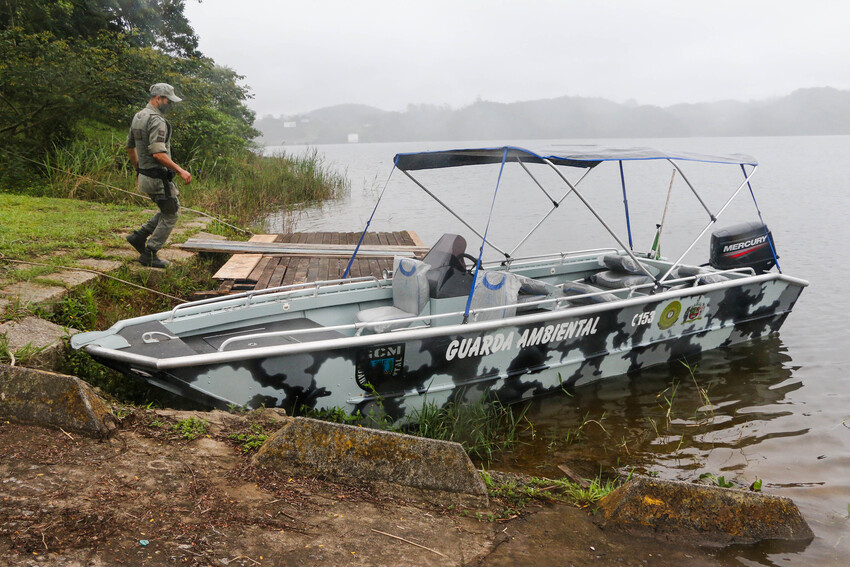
84,271 -> 808,371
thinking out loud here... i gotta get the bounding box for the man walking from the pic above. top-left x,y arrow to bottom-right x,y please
125,83 -> 192,268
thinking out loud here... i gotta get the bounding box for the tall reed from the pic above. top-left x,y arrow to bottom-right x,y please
36,130 -> 349,229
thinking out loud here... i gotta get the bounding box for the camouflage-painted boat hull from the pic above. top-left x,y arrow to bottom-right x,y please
86,274 -> 804,421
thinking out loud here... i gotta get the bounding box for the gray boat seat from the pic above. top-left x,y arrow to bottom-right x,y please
356,257 -> 430,333
674,264 -> 729,285
469,271 -> 522,321
588,254 -> 659,290
559,281 -> 619,306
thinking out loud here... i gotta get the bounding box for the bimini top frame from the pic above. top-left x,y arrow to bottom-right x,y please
345,145 -> 765,318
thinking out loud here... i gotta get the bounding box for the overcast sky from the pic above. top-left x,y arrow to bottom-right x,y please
184,0 -> 850,117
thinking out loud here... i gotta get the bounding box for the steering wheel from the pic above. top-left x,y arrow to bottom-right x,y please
460,253 -> 479,274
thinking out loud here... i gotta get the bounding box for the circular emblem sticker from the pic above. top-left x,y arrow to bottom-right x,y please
658,300 -> 682,330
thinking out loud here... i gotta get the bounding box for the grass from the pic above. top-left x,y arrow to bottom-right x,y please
5,128 -> 350,233
0,334 -> 49,367
406,398 -> 532,463
304,396 -> 532,464
49,255 -> 220,332
0,193 -> 151,262
184,149 -> 349,227
480,469 -> 623,519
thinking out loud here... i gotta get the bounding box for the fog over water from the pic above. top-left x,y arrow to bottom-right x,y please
185,1 -> 850,117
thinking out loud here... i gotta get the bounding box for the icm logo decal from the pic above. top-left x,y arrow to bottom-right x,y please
658,301 -> 681,330
355,344 -> 405,390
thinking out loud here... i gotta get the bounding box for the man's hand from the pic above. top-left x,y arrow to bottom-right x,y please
152,152 -> 192,185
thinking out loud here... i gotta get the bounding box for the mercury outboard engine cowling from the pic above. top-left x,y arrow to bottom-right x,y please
709,221 -> 777,274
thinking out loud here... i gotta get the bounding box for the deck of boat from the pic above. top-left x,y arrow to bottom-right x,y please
193,231 -> 425,295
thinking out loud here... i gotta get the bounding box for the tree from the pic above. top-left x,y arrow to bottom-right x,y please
0,0 -> 256,186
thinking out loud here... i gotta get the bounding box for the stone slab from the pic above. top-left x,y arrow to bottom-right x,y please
253,417 -> 488,507
0,281 -> 66,306
158,248 -> 194,262
0,316 -> 77,371
104,247 -> 139,259
0,365 -> 116,437
75,258 -> 123,272
52,269 -> 101,288
596,475 -> 814,546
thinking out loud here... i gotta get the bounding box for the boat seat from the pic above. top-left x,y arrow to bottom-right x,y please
356,257 -> 430,333
588,254 -> 659,290
421,233 -> 475,298
674,265 -> 729,285
559,281 -> 619,306
469,271 -> 523,321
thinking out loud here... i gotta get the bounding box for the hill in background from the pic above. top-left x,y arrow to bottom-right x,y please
254,87 -> 850,145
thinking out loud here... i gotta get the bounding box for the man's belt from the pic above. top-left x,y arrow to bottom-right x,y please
137,167 -> 176,196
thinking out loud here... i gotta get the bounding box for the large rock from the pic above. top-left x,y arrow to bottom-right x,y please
0,365 -> 116,437
253,417 -> 488,507
596,475 -> 814,546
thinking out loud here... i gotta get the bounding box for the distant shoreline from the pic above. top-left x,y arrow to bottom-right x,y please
255,86 -> 850,145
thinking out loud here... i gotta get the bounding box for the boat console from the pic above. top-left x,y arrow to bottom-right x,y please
420,233 -> 476,298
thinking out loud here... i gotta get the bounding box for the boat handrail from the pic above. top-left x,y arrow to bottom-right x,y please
497,248 -> 619,269
166,276 -> 383,322
213,265 -> 765,351
215,269 -> 756,351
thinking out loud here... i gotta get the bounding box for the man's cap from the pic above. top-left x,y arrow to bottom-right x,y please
150,83 -> 183,102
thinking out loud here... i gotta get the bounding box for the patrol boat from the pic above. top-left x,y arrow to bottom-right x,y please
71,146 -> 807,420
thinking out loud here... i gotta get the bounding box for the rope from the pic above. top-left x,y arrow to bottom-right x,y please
0,146 -> 253,236
0,257 -> 185,302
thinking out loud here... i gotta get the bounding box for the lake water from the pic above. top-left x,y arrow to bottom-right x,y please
266,136 -> 850,566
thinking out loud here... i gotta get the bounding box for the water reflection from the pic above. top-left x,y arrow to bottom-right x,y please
497,336 -> 804,484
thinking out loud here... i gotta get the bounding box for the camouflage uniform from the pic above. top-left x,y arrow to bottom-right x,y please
126,103 -> 180,251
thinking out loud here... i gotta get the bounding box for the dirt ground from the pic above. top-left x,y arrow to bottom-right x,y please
0,409 -> 723,567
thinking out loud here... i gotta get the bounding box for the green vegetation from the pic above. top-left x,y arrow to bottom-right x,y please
1,1 -> 349,229
407,398 -> 531,463
480,469 -> 622,520
0,333 -> 48,366
171,417 -> 209,440
0,193 -> 151,262
304,396 -> 532,464
229,422 -> 271,453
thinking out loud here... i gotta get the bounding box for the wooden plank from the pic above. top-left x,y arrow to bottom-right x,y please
211,233 -> 279,280
245,256 -> 273,282
255,257 -> 281,290
177,239 -> 428,257
267,258 -> 289,288
281,257 -> 300,286
407,230 -> 426,248
212,254 -> 263,280
293,257 -> 310,283
250,234 -> 279,243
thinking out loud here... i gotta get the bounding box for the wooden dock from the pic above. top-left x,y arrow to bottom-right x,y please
185,231 -> 426,295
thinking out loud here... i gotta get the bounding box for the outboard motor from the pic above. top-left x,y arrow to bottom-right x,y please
709,221 -> 777,274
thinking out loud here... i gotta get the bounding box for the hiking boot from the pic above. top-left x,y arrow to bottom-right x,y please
139,247 -> 169,269
126,231 -> 148,254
